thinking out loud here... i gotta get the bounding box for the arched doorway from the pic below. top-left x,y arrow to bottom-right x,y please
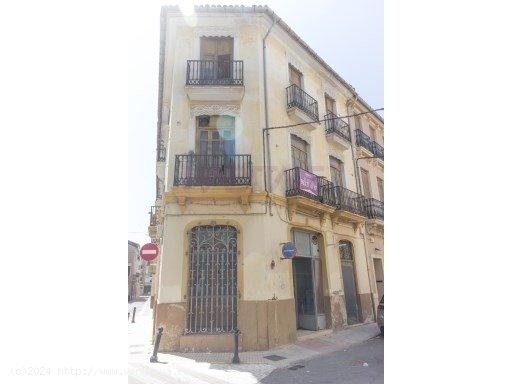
185,225 -> 238,334
339,241 -> 359,325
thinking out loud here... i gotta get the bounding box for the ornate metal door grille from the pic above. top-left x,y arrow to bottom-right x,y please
186,225 -> 238,334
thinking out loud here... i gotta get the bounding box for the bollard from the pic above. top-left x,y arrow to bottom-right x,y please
131,307 -> 136,323
128,312 -> 130,320
150,327 -> 164,363
231,328 -> 241,364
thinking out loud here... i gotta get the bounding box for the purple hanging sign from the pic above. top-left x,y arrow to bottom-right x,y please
298,168 -> 318,195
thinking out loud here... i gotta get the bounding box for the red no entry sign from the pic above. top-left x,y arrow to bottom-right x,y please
140,243 -> 159,261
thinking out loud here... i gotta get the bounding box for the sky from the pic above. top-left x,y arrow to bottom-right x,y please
128,0 -> 383,247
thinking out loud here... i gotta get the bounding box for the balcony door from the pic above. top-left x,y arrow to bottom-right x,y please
361,168 -> 371,198
289,65 -> 303,87
329,157 -> 345,187
195,115 -> 235,184
325,94 -> 336,115
200,37 -> 233,80
291,134 -> 309,171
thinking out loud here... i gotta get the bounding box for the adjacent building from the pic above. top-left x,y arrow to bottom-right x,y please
148,5 -> 384,352
128,240 -> 143,301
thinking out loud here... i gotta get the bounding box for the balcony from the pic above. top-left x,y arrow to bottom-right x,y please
284,167 -> 337,223
169,154 -> 252,212
355,129 -> 384,161
324,112 -> 351,150
286,84 -> 319,127
364,198 -> 384,221
284,167 -> 335,205
371,142 -> 384,160
149,206 -> 157,226
174,154 -> 251,187
185,60 -> 244,102
333,187 -> 367,217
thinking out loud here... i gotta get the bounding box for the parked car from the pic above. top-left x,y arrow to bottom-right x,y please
377,295 -> 384,335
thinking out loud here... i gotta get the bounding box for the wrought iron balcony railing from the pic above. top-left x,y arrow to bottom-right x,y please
355,129 -> 374,153
355,129 -> 384,160
174,154 -> 252,186
284,167 -> 336,207
324,112 -> 351,142
364,198 -> 384,220
332,186 -> 367,216
149,206 -> 157,226
286,84 -> 319,121
186,60 -> 244,86
372,141 -> 384,160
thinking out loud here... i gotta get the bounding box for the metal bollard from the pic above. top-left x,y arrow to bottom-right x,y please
150,327 -> 164,363
232,328 -> 241,364
131,307 -> 136,323
128,312 -> 130,320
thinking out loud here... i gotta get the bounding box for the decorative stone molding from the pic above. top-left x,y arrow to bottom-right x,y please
190,104 -> 240,118
290,126 -> 312,144
287,54 -> 306,75
366,222 -> 384,236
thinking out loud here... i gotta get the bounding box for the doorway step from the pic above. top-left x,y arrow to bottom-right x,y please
297,328 -> 333,341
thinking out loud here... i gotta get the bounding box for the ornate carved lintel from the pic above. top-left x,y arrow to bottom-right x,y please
190,104 -> 240,118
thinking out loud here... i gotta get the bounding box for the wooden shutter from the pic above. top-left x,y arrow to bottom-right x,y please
200,37 -> 217,61
291,135 -> 309,170
329,157 -> 344,187
377,177 -> 384,202
289,65 -> 302,87
200,37 -> 233,60
325,95 -> 335,115
361,169 -> 371,197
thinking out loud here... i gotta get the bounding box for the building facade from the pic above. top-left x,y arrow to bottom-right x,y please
148,5 -> 384,352
128,240 -> 143,301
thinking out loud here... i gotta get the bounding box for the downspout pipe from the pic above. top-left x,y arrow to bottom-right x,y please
263,15 -> 278,194
346,94 -> 377,323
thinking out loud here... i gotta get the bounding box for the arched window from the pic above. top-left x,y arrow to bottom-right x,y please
339,240 -> 354,261
186,225 -> 238,334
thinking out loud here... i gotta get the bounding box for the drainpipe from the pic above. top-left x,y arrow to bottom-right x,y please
263,15 -> 278,194
346,95 -> 377,322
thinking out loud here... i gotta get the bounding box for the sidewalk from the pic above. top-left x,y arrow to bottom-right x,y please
128,300 -> 379,383
172,322 -> 379,367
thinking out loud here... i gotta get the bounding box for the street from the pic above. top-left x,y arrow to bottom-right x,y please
261,336 -> 383,384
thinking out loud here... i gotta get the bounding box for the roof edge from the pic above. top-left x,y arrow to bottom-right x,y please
161,4 -> 383,123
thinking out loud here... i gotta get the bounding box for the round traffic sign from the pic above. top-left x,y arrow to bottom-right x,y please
140,243 -> 159,261
281,242 -> 297,259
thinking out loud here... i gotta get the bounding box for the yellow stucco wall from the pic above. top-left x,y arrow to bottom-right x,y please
154,11 -> 383,338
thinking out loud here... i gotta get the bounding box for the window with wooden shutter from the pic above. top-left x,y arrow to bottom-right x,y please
377,177 -> 384,202
325,94 -> 336,115
361,168 -> 371,198
329,156 -> 344,187
369,126 -> 377,141
289,65 -> 303,88
355,115 -> 362,131
291,134 -> 309,170
200,37 -> 233,61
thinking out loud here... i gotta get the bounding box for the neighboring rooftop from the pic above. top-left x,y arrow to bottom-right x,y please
128,240 -> 140,249
162,4 -> 383,123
